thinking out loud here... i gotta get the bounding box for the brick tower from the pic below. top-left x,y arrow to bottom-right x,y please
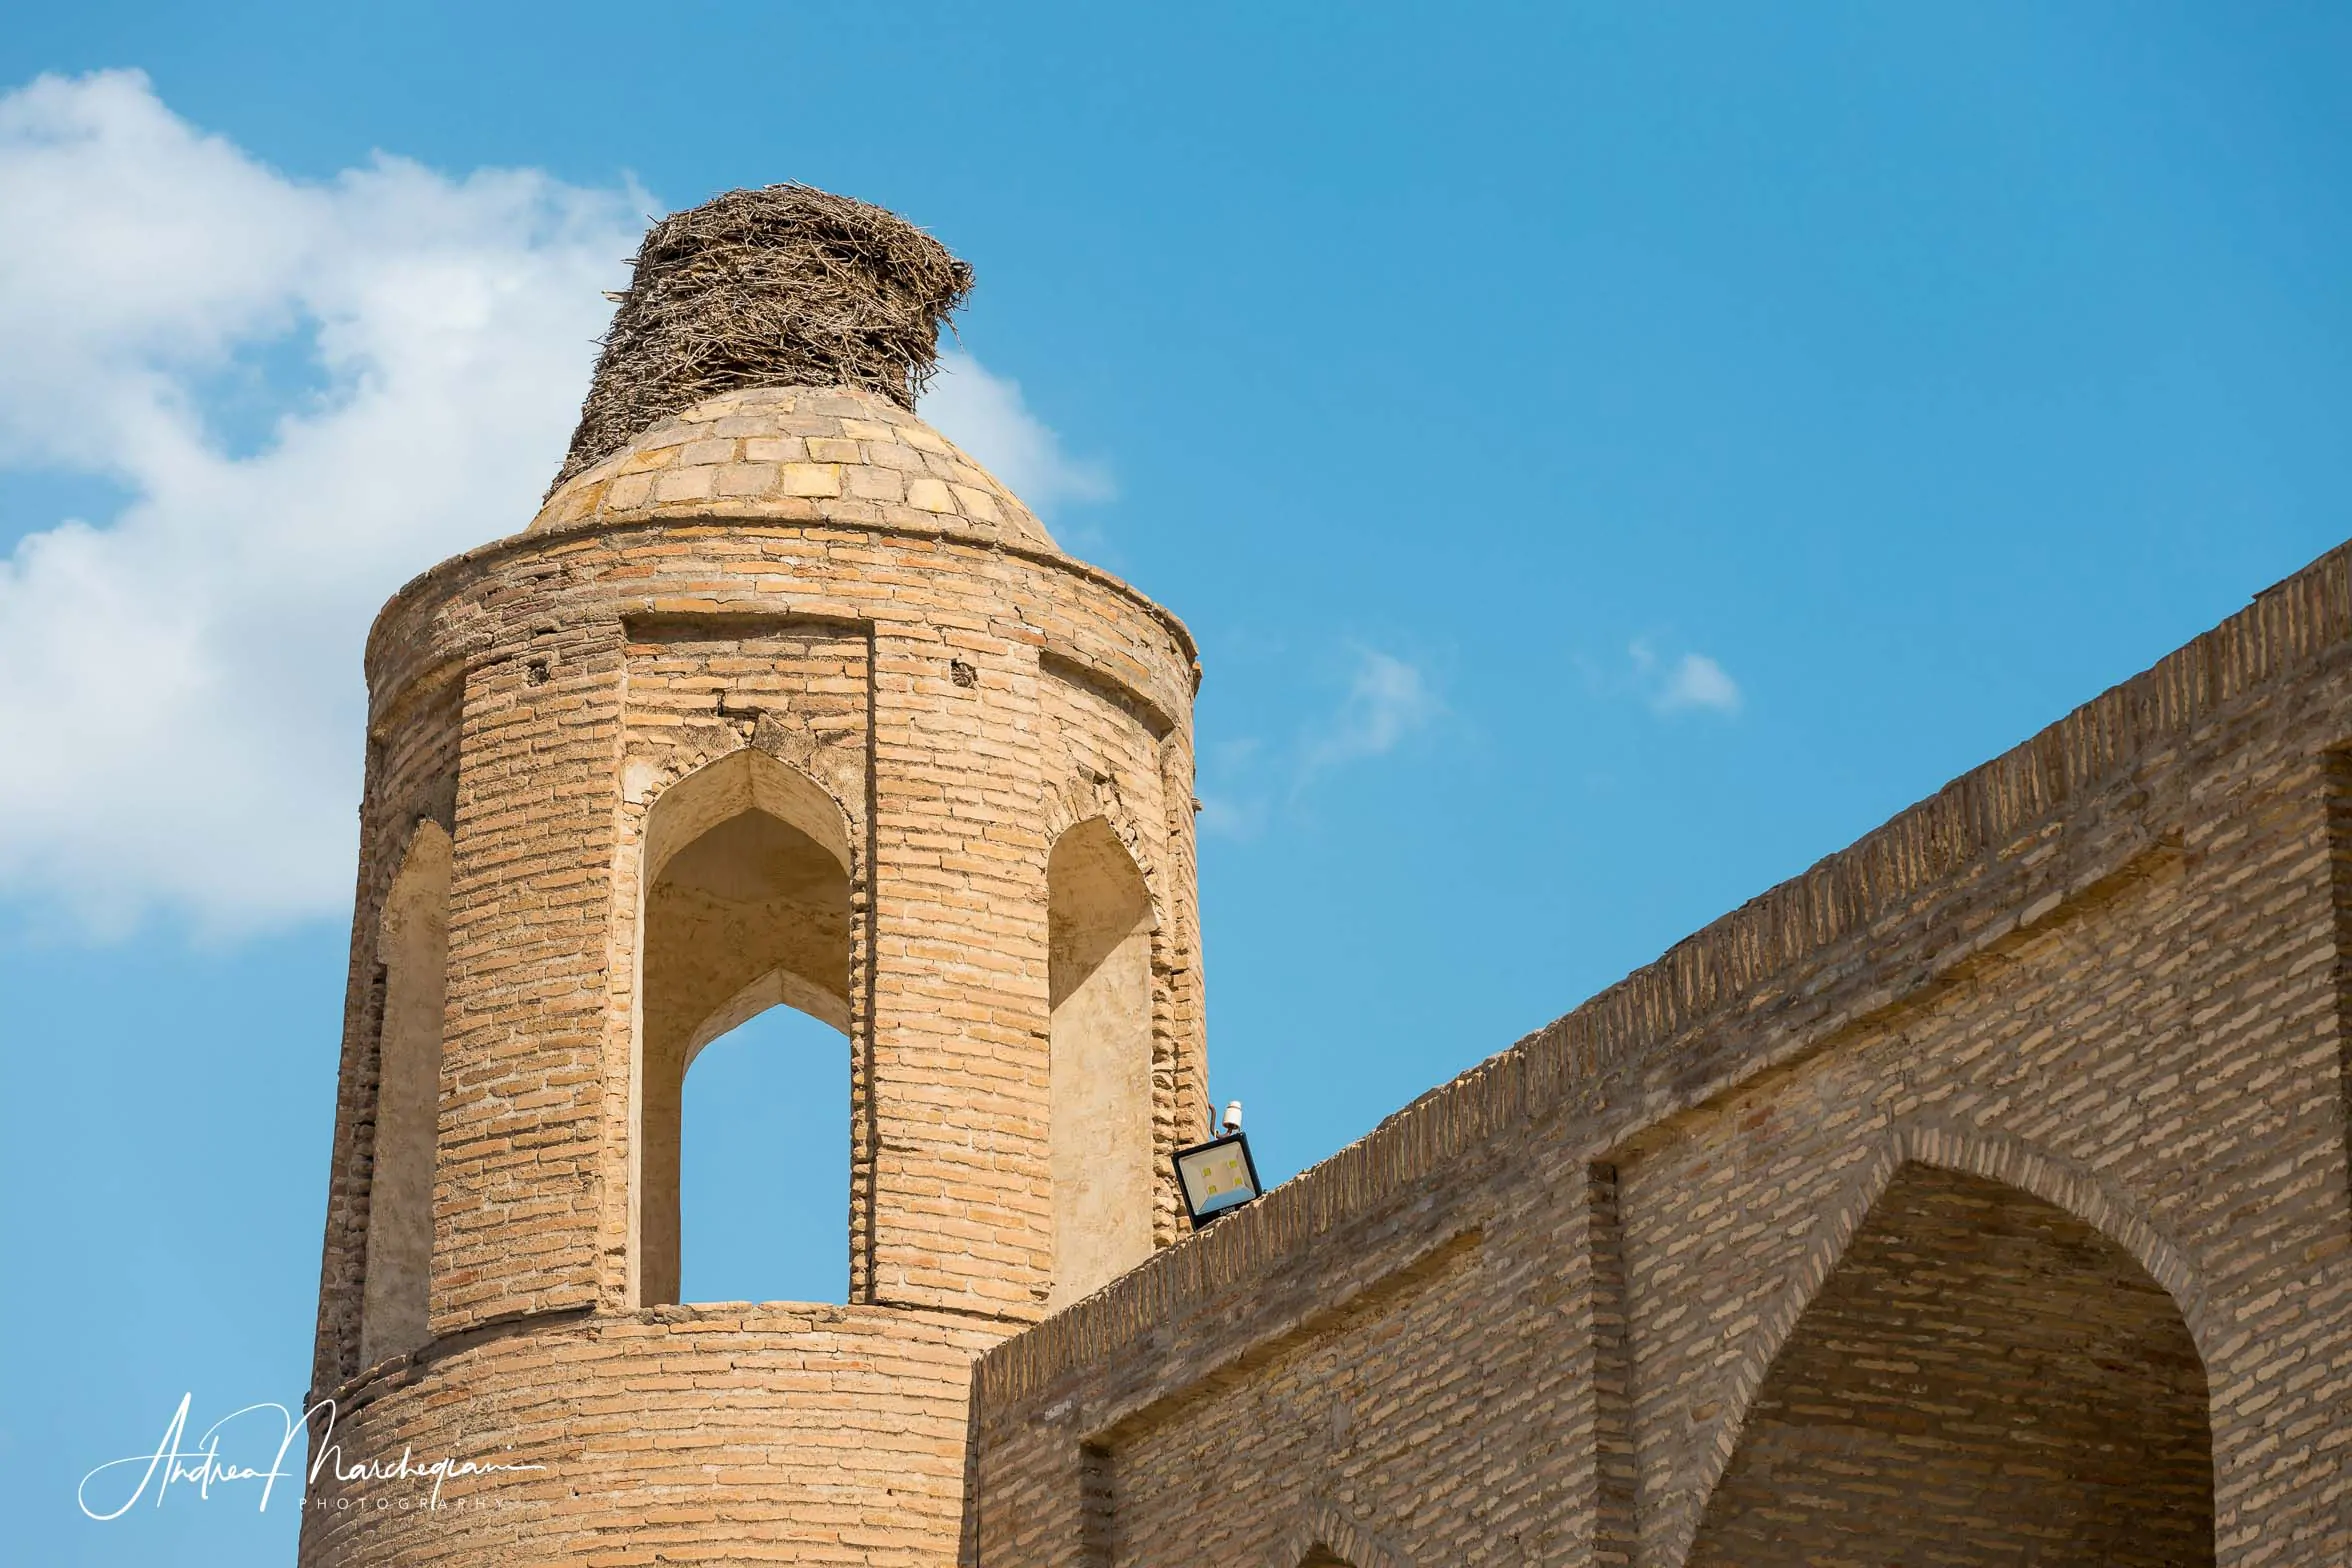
300,187 -> 1205,1566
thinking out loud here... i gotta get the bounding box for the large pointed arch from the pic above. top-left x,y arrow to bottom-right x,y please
1671,1121 -> 2214,1568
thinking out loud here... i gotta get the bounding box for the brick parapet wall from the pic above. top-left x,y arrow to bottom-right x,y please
967,542 -> 2352,1568
977,543 -> 2352,1410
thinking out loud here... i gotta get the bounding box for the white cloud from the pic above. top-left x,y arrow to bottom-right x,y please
1299,648 -> 1439,779
0,70 -> 643,931
921,350 -> 1113,511
1657,652 -> 1742,715
1629,640 -> 1743,717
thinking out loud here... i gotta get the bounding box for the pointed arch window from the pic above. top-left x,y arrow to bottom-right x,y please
635,750 -> 852,1306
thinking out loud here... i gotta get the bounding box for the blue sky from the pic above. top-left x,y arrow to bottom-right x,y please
3,4 -> 2349,1562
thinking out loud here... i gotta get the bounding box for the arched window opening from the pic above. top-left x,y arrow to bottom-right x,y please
637,750 -> 851,1307
1689,1162 -> 2212,1568
1046,817 -> 1155,1307
360,819 -> 451,1365
679,1001 -> 849,1304
1299,1550 -> 1355,1568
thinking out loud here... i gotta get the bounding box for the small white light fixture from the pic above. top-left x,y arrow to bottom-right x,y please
1172,1103 -> 1263,1228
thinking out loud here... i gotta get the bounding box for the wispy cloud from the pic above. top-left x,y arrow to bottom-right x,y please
1656,651 -> 1742,715
1198,647 -> 1440,835
1629,639 -> 1743,717
0,70 -> 642,930
1300,649 -> 1441,777
921,350 -> 1113,512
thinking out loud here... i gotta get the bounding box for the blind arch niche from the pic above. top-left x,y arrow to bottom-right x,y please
1047,816 -> 1156,1307
360,818 -> 452,1365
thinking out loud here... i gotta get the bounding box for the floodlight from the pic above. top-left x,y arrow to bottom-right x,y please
1172,1129 -> 1263,1227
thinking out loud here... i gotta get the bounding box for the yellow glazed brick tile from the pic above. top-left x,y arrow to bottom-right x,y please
905,477 -> 956,513
779,463 -> 843,497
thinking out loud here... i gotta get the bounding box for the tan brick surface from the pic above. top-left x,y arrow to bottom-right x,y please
302,1306 -> 1003,1568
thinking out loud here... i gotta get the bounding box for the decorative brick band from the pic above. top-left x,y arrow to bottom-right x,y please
363,513 -> 1201,720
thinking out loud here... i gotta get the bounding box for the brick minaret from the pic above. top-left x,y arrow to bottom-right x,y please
300,188 -> 1205,1566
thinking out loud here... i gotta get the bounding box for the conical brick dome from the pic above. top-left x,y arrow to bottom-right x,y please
532,382 -> 1058,552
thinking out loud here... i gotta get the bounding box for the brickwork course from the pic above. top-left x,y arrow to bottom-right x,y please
303,186 -> 2351,1567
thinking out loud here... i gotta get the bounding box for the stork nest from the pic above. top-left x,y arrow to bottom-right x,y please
555,183 -> 972,485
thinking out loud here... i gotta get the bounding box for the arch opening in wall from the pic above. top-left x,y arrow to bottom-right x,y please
636,749 -> 852,1307
1686,1162 -> 2212,1568
1046,815 -> 1155,1307
360,818 -> 452,1365
679,1000 -> 850,1304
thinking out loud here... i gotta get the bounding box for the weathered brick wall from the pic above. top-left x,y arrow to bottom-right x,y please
303,386 -> 1204,1567
968,546 -> 2352,1568
300,1306 -> 1004,1568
